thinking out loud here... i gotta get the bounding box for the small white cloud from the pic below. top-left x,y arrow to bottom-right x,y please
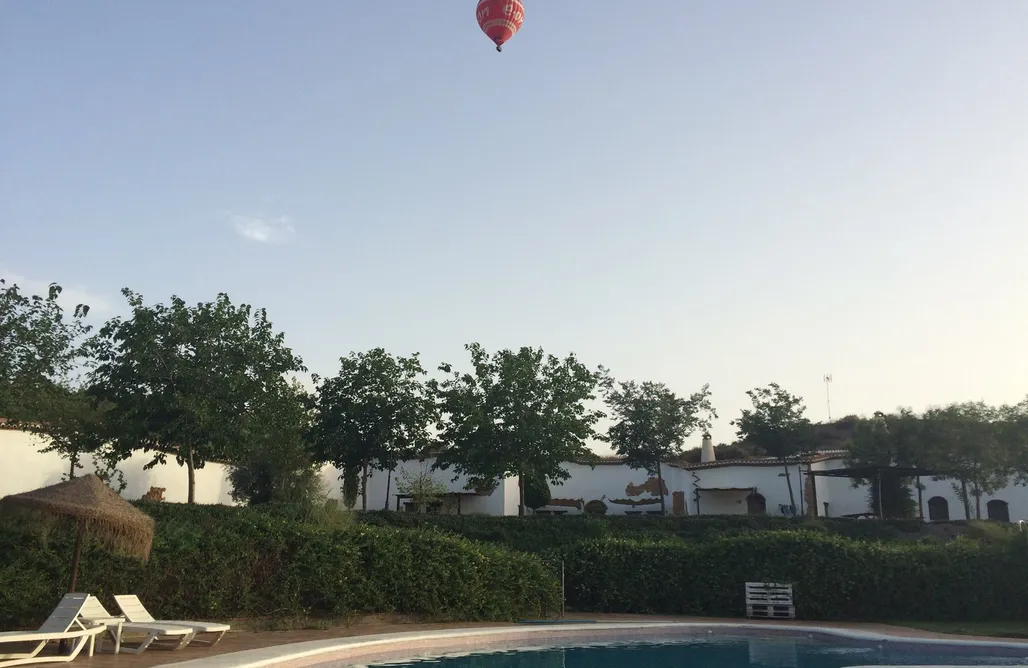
230,213 -> 296,244
0,268 -> 115,318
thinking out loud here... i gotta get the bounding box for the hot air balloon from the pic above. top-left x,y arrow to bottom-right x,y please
476,0 -> 524,52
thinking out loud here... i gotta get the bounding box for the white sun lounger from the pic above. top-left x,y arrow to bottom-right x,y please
0,593 -> 106,667
113,595 -> 230,647
79,596 -> 194,654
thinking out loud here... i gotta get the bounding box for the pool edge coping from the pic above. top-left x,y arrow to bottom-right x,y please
154,622 -> 1028,668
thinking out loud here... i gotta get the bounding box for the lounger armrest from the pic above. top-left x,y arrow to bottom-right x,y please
0,626 -> 106,643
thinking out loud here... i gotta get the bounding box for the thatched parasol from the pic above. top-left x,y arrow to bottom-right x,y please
0,474 -> 155,592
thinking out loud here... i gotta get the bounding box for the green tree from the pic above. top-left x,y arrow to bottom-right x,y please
523,469 -> 551,511
89,290 -> 305,503
309,348 -> 436,512
921,402 -> 1013,520
846,410 -> 920,518
430,343 -> 604,516
1000,396 -> 1028,484
396,462 -> 449,513
733,383 -> 814,514
0,279 -> 91,421
228,379 -> 322,506
30,386 -> 110,480
602,379 -> 715,515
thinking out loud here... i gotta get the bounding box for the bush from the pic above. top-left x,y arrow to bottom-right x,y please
0,508 -> 560,630
562,531 -> 1028,621
355,512 -> 960,553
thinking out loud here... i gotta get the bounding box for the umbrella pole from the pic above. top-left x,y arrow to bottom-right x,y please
58,520 -> 86,656
68,519 -> 85,593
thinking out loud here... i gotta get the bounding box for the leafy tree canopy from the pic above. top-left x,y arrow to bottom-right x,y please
89,289 -> 305,503
308,348 -> 436,511
430,343 -> 604,514
603,379 -> 715,474
229,378 -> 322,506
733,383 -> 814,460
734,383 -> 813,513
0,279 -> 91,421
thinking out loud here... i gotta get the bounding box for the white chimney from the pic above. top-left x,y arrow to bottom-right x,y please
700,432 -> 715,463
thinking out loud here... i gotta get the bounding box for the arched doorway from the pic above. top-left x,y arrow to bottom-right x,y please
987,499 -> 1010,522
746,492 -> 767,515
927,496 -> 949,522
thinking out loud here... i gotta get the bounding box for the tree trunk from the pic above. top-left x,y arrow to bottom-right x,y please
384,468 -> 393,510
974,482 -> 982,520
518,473 -> 525,517
185,446 -> 196,504
876,472 -> 884,518
656,461 -> 666,515
961,479 -> 971,519
68,451 -> 79,480
361,459 -> 369,512
807,462 -> 819,517
782,463 -> 796,515
916,475 -> 924,522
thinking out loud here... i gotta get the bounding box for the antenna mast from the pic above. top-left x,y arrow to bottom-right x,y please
823,374 -> 833,421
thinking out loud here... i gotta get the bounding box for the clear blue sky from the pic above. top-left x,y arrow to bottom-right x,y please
2,2 -> 1026,449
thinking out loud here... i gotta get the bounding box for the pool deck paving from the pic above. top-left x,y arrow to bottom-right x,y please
52,614 -> 1027,668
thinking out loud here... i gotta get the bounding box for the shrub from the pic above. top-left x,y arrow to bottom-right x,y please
0,510 -> 560,630
561,531 -> 1028,621
355,512 -> 974,554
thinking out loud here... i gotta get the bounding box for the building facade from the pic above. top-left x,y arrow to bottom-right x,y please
2,426 -> 1024,523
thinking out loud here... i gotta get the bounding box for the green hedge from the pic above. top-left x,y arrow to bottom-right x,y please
562,531 -> 1028,621
130,504 -> 1014,555
0,511 -> 560,630
354,511 -> 1007,553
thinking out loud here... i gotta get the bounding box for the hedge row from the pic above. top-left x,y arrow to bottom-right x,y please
562,531 -> 1028,621
128,503 -> 1020,553
354,511 -> 1016,552
0,512 -> 560,630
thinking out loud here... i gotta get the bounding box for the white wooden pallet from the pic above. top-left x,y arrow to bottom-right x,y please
745,581 -> 796,620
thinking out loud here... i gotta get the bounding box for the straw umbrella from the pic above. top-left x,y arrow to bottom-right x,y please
0,474 -> 155,592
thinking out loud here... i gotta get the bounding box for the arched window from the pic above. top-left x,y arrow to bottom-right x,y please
987,499 -> 1010,522
927,496 -> 949,522
746,492 -> 767,516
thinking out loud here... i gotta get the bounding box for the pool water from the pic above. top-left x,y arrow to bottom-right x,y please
355,637 -> 1028,668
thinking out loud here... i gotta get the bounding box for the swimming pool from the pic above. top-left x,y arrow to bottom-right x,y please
157,623 -> 1028,668
346,636 -> 1028,667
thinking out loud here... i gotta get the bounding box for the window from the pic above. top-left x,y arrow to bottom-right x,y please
987,499 -> 1010,522
927,496 -> 950,522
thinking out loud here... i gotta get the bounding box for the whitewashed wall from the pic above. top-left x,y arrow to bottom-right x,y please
808,458 -> 875,518
544,462 -> 676,515
0,428 -> 236,504
357,457 -> 514,515
5,425 -> 1026,522
917,476 -> 1028,522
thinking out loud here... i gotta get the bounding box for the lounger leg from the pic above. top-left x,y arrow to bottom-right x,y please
123,632 -> 157,655
88,633 -> 95,657
113,624 -> 122,655
172,632 -> 196,650
65,635 -> 87,661
209,630 -> 227,647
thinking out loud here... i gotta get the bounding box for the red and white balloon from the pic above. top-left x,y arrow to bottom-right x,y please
476,0 -> 525,52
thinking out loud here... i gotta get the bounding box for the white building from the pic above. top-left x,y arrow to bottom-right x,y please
2,426 -> 1024,523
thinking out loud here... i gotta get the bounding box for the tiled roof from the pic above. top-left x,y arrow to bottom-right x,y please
670,450 -> 848,471
571,450 -> 849,470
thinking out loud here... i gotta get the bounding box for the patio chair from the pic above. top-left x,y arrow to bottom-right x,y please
0,593 -> 106,667
79,596 -> 194,654
113,595 -> 230,647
